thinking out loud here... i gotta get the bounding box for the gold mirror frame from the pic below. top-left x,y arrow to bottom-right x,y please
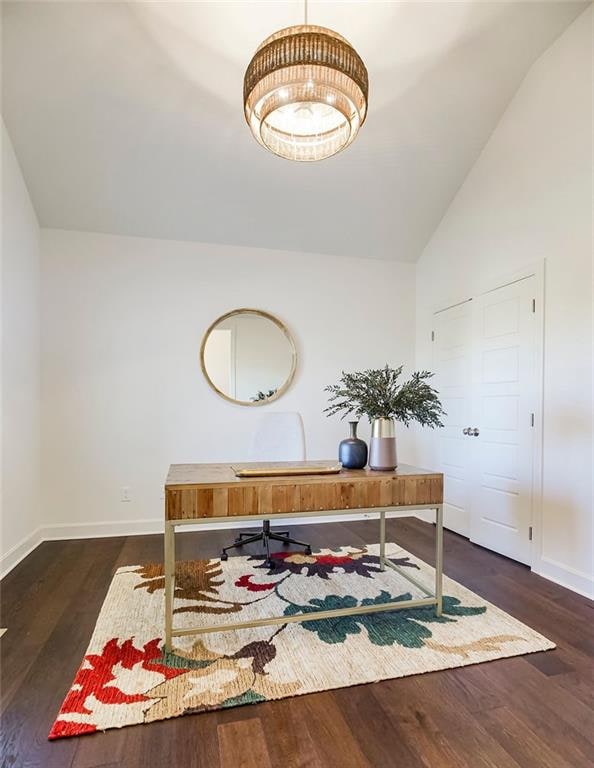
199,308 -> 297,406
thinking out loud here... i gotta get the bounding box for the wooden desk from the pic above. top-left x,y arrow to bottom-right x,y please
164,462 -> 444,652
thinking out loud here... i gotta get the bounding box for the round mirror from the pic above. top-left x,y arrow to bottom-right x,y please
200,309 -> 297,406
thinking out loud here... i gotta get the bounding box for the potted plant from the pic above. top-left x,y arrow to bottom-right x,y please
324,365 -> 445,470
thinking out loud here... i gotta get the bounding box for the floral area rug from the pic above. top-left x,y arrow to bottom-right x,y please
49,543 -> 554,739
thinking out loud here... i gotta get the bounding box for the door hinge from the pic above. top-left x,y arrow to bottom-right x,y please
431,330 -> 435,342
529,526 -> 533,541
532,298 -> 536,313
530,412 -> 535,427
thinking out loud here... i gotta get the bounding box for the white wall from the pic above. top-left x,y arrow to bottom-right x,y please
40,229 -> 416,537
415,7 -> 594,597
0,119 -> 41,575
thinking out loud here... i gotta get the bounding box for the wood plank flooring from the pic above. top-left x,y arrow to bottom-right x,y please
1,518 -> 593,768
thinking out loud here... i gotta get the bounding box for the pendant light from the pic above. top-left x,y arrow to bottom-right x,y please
243,0 -> 368,162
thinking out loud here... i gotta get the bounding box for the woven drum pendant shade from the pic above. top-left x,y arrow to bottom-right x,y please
244,25 -> 368,162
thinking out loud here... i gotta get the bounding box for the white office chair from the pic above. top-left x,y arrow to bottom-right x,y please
220,412 -> 312,567
250,412 -> 306,463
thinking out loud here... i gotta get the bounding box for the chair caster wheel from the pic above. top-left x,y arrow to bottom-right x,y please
220,553 -> 228,561
305,547 -> 312,555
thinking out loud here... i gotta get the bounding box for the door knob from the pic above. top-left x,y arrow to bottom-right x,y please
472,428 -> 480,437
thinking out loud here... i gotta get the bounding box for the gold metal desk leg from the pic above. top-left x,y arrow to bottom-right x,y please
435,505 -> 443,616
164,521 -> 175,653
379,510 -> 386,571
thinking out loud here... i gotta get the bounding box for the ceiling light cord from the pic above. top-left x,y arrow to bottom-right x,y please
304,0 -> 308,26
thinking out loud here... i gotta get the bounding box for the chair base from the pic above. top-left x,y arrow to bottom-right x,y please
220,520 -> 311,568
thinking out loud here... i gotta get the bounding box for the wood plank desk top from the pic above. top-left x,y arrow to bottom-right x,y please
165,462 -> 440,489
165,462 -> 443,521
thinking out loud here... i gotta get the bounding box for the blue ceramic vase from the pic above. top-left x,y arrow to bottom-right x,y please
339,421 -> 368,469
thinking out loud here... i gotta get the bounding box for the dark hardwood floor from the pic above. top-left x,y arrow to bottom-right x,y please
1,518 -> 593,768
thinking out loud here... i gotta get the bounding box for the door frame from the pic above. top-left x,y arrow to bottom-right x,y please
430,259 -> 545,570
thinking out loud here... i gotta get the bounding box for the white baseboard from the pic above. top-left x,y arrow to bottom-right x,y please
0,527 -> 44,579
533,556 -> 594,600
41,519 -> 164,540
40,511 -> 414,539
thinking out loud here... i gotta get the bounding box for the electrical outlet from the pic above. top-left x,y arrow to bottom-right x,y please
121,486 -> 131,502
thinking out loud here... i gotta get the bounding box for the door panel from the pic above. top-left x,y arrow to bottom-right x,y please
483,298 -> 519,337
433,302 -> 473,536
482,347 -> 519,382
470,276 -> 536,564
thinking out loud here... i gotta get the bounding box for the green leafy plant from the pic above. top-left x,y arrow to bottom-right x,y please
324,365 -> 445,427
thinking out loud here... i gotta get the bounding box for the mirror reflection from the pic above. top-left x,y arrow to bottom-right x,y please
201,309 -> 296,405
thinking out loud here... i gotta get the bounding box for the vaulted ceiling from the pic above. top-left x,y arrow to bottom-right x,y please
1,1 -> 587,261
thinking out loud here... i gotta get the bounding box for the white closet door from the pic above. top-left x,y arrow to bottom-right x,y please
469,276 -> 536,564
433,301 -> 473,536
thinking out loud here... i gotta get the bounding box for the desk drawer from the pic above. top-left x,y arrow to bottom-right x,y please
270,480 -> 393,513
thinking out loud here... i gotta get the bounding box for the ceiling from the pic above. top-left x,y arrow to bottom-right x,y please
1,1 -> 587,262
